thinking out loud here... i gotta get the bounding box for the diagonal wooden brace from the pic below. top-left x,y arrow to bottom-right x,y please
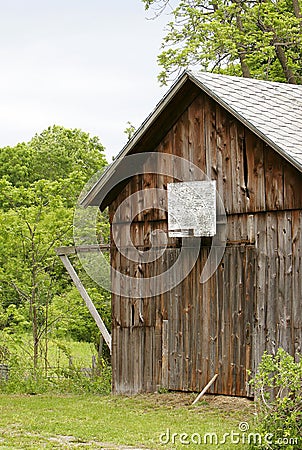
56,252 -> 112,354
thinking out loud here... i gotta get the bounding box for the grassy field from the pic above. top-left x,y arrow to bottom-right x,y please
1,333 -> 99,369
0,392 -> 255,449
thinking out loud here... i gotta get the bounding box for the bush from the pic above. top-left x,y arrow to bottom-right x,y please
250,348 -> 302,449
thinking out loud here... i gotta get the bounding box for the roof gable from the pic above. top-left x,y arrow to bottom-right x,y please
82,71 -> 302,208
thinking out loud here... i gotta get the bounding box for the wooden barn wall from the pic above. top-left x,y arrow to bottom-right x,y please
109,93 -> 302,395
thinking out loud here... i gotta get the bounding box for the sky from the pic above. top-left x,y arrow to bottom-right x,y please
0,0 -> 173,161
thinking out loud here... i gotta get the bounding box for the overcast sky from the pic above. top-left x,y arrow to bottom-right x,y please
0,0 -> 173,161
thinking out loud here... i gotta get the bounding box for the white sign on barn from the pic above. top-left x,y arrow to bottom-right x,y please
167,180 -> 216,237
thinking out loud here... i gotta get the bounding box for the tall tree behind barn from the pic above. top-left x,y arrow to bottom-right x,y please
81,71 -> 302,396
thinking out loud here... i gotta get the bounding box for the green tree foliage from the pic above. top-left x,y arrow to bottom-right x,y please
142,0 -> 302,84
0,125 -> 105,187
50,286 -> 111,344
250,348 -> 302,449
0,126 -> 109,368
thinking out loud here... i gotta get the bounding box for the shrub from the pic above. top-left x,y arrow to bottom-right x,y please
249,348 -> 302,449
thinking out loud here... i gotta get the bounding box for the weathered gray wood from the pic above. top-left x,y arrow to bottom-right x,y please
58,254 -> 112,353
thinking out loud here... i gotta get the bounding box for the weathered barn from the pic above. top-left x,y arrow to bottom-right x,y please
82,71 -> 302,397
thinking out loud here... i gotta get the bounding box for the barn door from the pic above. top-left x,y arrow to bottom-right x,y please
163,244 -> 255,397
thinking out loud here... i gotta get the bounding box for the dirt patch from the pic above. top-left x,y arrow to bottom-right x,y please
0,431 -> 149,450
200,393 -> 253,411
48,436 -> 148,449
130,392 -> 254,413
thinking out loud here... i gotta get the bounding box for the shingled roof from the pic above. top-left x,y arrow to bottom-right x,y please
82,71 -> 302,207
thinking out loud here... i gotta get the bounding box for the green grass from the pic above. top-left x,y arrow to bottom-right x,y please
0,336 -> 256,448
43,338 -> 98,368
0,333 -> 111,395
1,333 -> 98,368
0,393 -> 255,449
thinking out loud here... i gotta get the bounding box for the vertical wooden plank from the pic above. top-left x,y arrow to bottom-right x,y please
154,251 -> 165,389
233,122 -> 247,213
245,245 -> 256,397
215,249 -> 224,394
264,149 -> 284,211
181,250 -> 189,392
120,327 -> 130,393
172,108 -> 189,183
162,320 -> 169,389
284,163 -> 302,210
204,97 -> 215,179
199,247 -> 211,391
209,100 -> 217,182
167,248 -> 180,390
188,93 -> 206,174
208,250 -> 218,394
144,327 -> 155,392
132,327 -> 143,393
265,212 -> 278,355
175,247 -> 184,392
245,129 -> 266,212
190,245 -> 199,391
291,210 -> 302,359
254,213 -> 267,369
222,248 -> 232,394
215,105 -> 227,213
231,247 -> 239,395
276,211 -> 292,353
229,120 -> 239,216
237,246 -> 245,396
221,114 -> 232,215
190,246 -> 201,392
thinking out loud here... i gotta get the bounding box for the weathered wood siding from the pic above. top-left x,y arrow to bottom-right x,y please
109,93 -> 302,396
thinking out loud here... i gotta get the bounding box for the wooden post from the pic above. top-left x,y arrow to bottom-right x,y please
192,373 -> 219,405
58,254 -> 112,354
98,335 -> 104,361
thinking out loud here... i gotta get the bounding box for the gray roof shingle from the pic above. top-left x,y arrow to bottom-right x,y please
189,71 -> 302,170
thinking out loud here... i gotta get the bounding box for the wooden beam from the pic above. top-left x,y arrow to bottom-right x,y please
55,245 -> 110,256
58,254 -> 112,354
192,374 -> 219,405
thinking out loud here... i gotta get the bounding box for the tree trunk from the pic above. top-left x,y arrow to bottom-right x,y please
256,18 -> 297,84
237,51 -> 251,78
33,304 -> 39,370
274,43 -> 297,84
233,0 -> 251,78
30,228 -> 39,371
31,282 -> 39,370
292,0 -> 302,19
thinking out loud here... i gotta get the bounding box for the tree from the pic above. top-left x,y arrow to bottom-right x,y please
0,126 -> 108,370
142,0 -> 302,84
